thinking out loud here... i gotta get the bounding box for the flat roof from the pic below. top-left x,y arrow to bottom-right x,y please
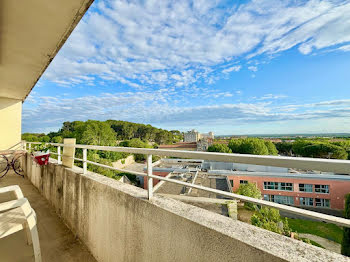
213,170 -> 350,181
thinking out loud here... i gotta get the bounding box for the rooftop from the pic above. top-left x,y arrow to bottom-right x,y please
212,170 -> 350,181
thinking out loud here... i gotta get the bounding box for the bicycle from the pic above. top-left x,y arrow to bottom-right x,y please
0,150 -> 26,178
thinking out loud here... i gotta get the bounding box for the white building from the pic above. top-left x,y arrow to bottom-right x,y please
184,130 -> 214,143
184,129 -> 200,142
199,131 -> 214,140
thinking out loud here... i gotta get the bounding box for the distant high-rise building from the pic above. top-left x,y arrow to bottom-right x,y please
184,130 -> 214,142
184,129 -> 200,142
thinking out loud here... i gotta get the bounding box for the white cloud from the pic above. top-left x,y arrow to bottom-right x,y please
257,94 -> 287,100
248,66 -> 258,72
24,1 -> 350,134
22,92 -> 350,133
222,65 -> 241,73
338,44 -> 350,52
41,0 -> 350,89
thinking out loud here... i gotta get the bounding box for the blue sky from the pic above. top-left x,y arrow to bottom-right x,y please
23,0 -> 350,135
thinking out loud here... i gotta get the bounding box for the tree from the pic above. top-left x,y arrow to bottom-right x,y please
228,138 -> 271,155
22,133 -> 40,142
40,135 -> 50,143
80,121 -> 116,146
51,136 -> 63,143
107,119 -> 180,143
275,142 -> 293,156
236,182 -> 261,209
207,144 -> 232,153
264,141 -> 278,155
333,140 -> 350,160
342,193 -> 350,256
303,143 -> 347,159
292,139 -> 348,159
155,130 -> 169,144
120,138 -> 150,148
292,139 -> 313,156
251,207 -> 291,236
120,138 -> 151,162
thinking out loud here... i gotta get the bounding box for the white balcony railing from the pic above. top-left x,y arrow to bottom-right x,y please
23,141 -> 350,228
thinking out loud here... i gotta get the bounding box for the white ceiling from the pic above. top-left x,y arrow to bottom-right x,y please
0,0 -> 94,101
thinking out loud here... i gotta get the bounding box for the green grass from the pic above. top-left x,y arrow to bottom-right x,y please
286,218 -> 343,244
299,237 -> 325,249
309,239 -> 324,248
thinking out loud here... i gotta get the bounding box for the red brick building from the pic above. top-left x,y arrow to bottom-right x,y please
158,142 -> 197,151
143,170 -> 169,190
228,172 -> 350,210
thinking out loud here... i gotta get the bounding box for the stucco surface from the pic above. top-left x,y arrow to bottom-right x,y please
0,98 -> 22,150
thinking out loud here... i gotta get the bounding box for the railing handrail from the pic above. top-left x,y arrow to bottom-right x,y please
25,141 -> 350,174
23,141 -> 350,227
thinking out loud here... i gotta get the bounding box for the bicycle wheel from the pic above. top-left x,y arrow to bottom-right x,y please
12,154 -> 24,177
0,155 -> 10,178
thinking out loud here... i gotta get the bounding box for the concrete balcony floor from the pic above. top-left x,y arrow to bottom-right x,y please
0,171 -> 97,262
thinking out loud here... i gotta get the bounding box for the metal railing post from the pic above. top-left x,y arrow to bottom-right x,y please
57,146 -> 61,164
28,143 -> 31,151
147,154 -> 153,200
83,148 -> 87,175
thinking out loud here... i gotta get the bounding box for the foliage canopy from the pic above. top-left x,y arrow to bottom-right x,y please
207,143 -> 232,153
228,138 -> 278,155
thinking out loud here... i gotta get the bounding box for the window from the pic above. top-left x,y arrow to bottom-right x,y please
315,185 -> 329,194
230,180 -> 234,187
299,184 -> 313,192
263,182 -> 293,191
315,198 -> 330,207
264,194 -> 294,205
264,182 -> 278,190
240,180 -> 248,184
300,197 -> 313,206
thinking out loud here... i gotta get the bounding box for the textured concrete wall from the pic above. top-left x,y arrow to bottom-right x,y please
23,155 -> 349,262
0,97 -> 22,150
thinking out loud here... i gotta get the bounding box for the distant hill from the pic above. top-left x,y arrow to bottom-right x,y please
216,133 -> 350,139
22,120 -> 183,145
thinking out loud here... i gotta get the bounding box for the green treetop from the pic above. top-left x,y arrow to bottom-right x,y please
207,143 -> 232,153
228,138 -> 278,155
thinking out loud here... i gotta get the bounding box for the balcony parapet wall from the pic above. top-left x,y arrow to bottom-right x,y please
22,154 -> 349,262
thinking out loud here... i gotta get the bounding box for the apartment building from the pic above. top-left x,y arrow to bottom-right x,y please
228,172 -> 350,210
184,130 -> 214,142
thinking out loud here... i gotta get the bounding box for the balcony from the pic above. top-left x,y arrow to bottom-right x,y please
0,170 -> 96,262
0,142 -> 348,261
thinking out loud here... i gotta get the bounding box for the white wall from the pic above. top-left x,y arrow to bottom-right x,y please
0,97 -> 22,150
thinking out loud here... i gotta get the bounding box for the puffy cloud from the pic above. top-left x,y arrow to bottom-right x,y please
248,66 -> 258,72
41,0 -> 350,88
222,65 -> 242,73
24,0 -> 350,133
